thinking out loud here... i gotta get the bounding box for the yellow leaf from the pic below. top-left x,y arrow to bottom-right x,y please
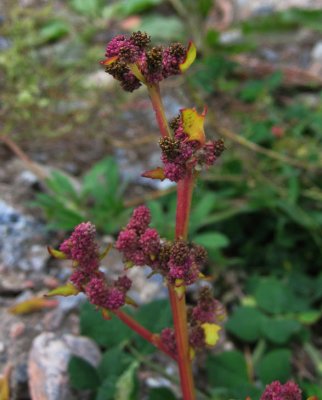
179,41 -> 197,73
181,107 -> 207,145
142,167 -> 165,181
189,346 -> 196,361
125,296 -> 138,308
45,283 -> 79,297
47,246 -> 67,259
9,297 -> 58,315
0,365 -> 11,400
100,56 -> 118,66
201,323 -> 221,346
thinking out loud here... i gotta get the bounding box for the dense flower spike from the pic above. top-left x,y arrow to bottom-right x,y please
260,381 -> 302,400
55,223 -> 132,311
102,31 -> 195,91
116,206 -> 160,266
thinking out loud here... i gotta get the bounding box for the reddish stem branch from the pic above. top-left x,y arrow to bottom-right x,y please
170,169 -> 196,400
114,309 -> 176,360
147,84 -> 172,138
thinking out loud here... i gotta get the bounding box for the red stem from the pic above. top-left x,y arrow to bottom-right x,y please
169,169 -> 196,400
147,82 -> 196,399
114,309 -> 176,360
147,84 -> 172,138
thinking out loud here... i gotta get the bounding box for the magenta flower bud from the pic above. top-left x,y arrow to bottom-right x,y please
105,287 -> 126,310
127,205 -> 151,234
162,43 -> 187,78
160,328 -> 177,356
260,381 -> 302,400
115,229 -> 138,251
164,162 -> 186,182
139,228 -> 160,255
189,326 -> 205,349
85,277 -> 109,307
69,269 -> 88,290
105,35 -> 128,57
115,275 -> 132,292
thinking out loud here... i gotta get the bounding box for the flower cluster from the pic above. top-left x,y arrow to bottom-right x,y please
116,206 -> 208,288
115,205 -> 160,266
58,222 -> 132,310
101,31 -> 193,91
161,287 -> 225,357
260,380 -> 302,400
159,112 -> 225,182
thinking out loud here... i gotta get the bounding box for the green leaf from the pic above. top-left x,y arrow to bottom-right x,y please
135,300 -> 172,353
254,277 -> 305,314
96,376 -> 118,400
257,349 -> 292,384
261,318 -> 301,344
80,302 -> 133,347
138,15 -> 185,41
98,348 -> 133,381
207,351 -> 249,390
226,306 -> 266,342
114,362 -> 139,400
68,356 -> 100,390
296,310 -> 322,325
70,0 -> 105,17
148,387 -> 177,400
194,232 -> 229,249
40,20 -> 69,43
103,0 -> 163,19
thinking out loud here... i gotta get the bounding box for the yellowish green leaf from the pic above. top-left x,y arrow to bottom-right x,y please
201,323 -> 221,346
47,246 -> 67,259
46,283 -> 79,297
179,41 -> 197,73
9,297 -> 58,315
142,167 -> 165,181
181,107 -> 206,144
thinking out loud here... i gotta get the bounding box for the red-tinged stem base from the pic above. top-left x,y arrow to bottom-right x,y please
168,170 -> 196,400
147,84 -> 171,138
114,309 -> 176,360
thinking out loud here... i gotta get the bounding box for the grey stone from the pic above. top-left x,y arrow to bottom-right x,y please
0,200 -> 47,271
311,41 -> 322,62
28,332 -> 101,400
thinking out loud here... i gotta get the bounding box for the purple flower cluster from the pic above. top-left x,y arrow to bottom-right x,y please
188,287 -> 226,351
116,206 -> 207,287
160,327 -> 177,357
59,222 -> 131,310
102,31 -> 189,91
159,116 -> 225,182
115,205 -> 161,266
260,381 -> 302,400
191,286 -> 226,324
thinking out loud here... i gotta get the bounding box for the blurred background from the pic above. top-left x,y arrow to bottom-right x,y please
1,0 -> 322,399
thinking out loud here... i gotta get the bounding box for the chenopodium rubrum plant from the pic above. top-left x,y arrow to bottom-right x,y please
47,32 -> 305,400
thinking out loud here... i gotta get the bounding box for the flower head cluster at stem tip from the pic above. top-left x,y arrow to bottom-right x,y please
101,31 -> 195,91
58,222 -> 132,310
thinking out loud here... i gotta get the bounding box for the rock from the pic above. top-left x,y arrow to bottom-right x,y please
11,362 -> 29,400
0,200 -> 48,271
28,333 -> 101,400
311,41 -> 322,62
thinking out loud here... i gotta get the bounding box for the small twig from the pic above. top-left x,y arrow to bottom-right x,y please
0,135 -> 48,181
